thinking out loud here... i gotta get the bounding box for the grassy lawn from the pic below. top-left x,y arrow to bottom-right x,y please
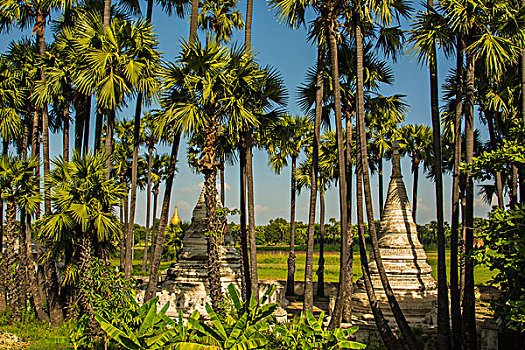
257,250 -> 495,285
124,245 -> 495,285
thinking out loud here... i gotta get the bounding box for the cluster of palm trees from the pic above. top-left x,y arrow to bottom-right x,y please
1,0 -> 525,349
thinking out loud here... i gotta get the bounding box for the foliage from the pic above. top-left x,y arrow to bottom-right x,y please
163,223 -> 185,260
187,284 -> 277,349
96,297 -> 198,350
475,205 -> 525,332
39,152 -> 126,286
0,155 -> 41,212
273,311 -> 365,350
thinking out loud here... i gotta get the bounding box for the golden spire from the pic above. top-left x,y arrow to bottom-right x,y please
170,205 -> 181,226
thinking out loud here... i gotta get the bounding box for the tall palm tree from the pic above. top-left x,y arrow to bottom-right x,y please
71,12 -> 160,178
408,6 -> 455,345
126,20 -> 162,278
354,0 -> 419,346
269,0 -> 350,317
266,114 -> 312,296
148,38 -> 285,308
399,124 -> 433,223
440,3 -> 522,346
244,0 -> 258,302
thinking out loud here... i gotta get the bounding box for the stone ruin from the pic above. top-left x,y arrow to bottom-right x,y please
142,188 -> 243,317
351,140 -> 438,325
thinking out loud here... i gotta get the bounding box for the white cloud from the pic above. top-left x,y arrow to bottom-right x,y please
177,200 -> 191,211
179,187 -> 193,193
255,204 -> 269,213
417,197 -> 432,215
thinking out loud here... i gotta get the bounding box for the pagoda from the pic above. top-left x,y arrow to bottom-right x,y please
162,187 -> 242,316
351,141 -> 437,325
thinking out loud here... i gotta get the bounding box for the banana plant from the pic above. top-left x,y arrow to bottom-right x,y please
95,297 -> 201,350
185,284 -> 278,350
274,311 -> 366,350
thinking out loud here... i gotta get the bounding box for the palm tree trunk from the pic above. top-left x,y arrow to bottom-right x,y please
220,167 -> 225,205
104,110 -> 115,179
246,131 -> 259,302
74,98 -> 85,152
189,0 -> 199,43
450,34 -> 463,350
378,158 -> 384,217
428,7 -> 451,343
142,145 -> 154,271
79,231 -> 96,332
146,0 -> 154,19
245,0 -> 253,49
342,113 -> 354,322
94,107 -> 103,151
519,0 -> 525,203
202,120 -> 223,309
314,49 -> 324,300
121,185 -> 129,271
63,110 -> 70,161
239,139 -> 251,300
461,50 -> 477,350
485,111 -> 504,207
24,214 -> 49,322
355,15 -> 420,350
149,189 -> 159,270
145,134 -> 181,301
289,156 -> 299,299
356,151 -> 402,349
316,189 -> 325,298
82,102 -> 90,155
127,93 -> 144,279
5,202 -> 21,321
411,161 -> 420,223
327,17 -> 349,329
303,149 -> 316,312
103,0 -> 111,31
37,15 -> 64,324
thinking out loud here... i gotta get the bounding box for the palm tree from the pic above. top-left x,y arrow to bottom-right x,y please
354,0 -> 419,346
71,12 -> 160,178
0,156 -> 41,321
40,151 -> 124,320
439,3 -> 522,345
126,18 -> 162,278
266,114 -> 312,297
408,6 -> 455,345
198,0 -> 244,43
399,124 -> 433,223
269,0 -> 350,317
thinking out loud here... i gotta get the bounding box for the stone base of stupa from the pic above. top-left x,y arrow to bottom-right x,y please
162,244 -> 242,317
135,187 -> 243,317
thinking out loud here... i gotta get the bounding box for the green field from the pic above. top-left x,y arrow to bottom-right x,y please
123,246 -> 495,285
257,250 -> 495,285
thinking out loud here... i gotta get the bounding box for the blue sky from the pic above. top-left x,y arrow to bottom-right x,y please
1,0 -> 494,226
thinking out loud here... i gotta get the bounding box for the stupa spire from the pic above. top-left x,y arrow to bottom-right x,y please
170,205 -> 181,226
